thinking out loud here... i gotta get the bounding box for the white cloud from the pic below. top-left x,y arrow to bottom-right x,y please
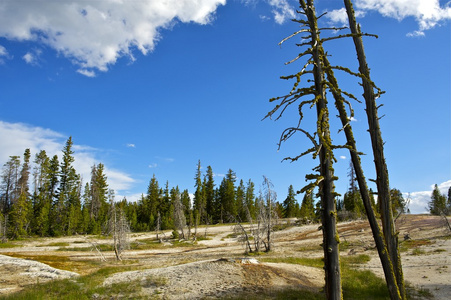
268,0 -> 296,24
327,0 -> 451,36
22,49 -> 42,66
126,143 -> 136,148
340,155 -> 347,160
0,45 -> 7,56
0,120 -> 135,193
0,0 -> 226,76
77,69 -> 96,78
148,163 -> 158,168
0,45 -> 11,64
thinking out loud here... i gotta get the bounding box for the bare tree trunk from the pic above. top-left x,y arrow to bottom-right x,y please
343,1 -> 405,298
324,44 -> 402,300
300,1 -> 341,298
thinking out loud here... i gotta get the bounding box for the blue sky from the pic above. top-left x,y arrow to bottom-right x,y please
0,0 -> 450,213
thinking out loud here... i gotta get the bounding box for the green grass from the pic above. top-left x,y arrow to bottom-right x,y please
60,243 -> 111,252
0,264 -> 165,300
0,242 -> 21,248
261,255 -> 387,299
399,239 -> 433,252
221,288 -> 324,300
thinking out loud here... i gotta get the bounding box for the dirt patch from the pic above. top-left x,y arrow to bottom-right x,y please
0,214 -> 449,299
103,259 -> 323,299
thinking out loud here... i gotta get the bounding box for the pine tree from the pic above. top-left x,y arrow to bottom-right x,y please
221,169 -> 237,221
88,163 -> 109,234
193,160 -> 206,223
300,192 -> 315,222
390,189 -> 406,218
428,184 -> 448,215
0,156 -> 21,215
282,185 -> 297,218
245,179 -> 256,220
204,166 -> 215,221
236,180 -> 246,221
145,175 -> 160,230
52,137 -> 80,236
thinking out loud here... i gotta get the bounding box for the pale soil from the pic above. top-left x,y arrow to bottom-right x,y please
0,214 -> 449,299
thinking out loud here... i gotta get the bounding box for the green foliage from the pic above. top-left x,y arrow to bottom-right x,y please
282,185 -> 298,218
428,184 -> 449,216
299,192 -> 316,221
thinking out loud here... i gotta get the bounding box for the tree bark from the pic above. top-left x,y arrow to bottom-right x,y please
301,1 -> 342,298
343,0 -> 405,298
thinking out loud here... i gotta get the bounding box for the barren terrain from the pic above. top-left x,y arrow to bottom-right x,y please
0,214 -> 449,299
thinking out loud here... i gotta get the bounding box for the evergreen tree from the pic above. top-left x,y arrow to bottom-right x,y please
300,192 -> 315,221
145,175 -> 161,230
343,190 -> 364,218
204,166 -> 215,221
31,150 -> 51,236
0,156 -> 21,215
245,179 -> 256,220
9,192 -> 29,239
221,169 -> 236,221
236,179 -> 246,221
181,189 -> 191,220
88,163 -> 109,234
390,188 -> 406,217
193,160 -> 206,223
282,185 -> 297,218
52,137 -> 80,236
428,184 -> 448,215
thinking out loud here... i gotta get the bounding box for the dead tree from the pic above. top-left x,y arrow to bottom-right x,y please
343,1 -> 406,298
232,215 -> 253,254
173,193 -> 186,240
265,0 -> 342,297
107,190 -> 130,261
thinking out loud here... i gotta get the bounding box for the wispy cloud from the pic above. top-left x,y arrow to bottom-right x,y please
268,0 -> 296,24
0,45 -> 11,64
326,0 -> 451,36
126,143 -> 136,148
0,120 -> 135,193
148,163 -> 158,168
0,0 -> 226,76
156,156 -> 175,163
22,49 -> 42,66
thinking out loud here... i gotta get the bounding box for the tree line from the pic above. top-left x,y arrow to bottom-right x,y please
0,138 -> 315,240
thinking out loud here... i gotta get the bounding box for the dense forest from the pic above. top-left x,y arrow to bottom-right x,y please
0,136 -> 447,241
0,137 -> 306,240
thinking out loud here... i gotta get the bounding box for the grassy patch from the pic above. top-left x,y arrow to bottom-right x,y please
222,288 -> 324,300
37,242 -> 70,247
432,248 -> 446,253
341,267 -> 388,299
0,242 -> 21,248
60,243 -> 111,252
411,248 -> 426,256
0,263 -> 161,300
400,239 -> 433,252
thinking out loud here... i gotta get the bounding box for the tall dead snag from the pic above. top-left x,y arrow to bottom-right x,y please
265,0 -> 341,298
173,193 -> 186,240
343,1 -> 406,298
311,2 -> 403,297
107,190 -> 130,261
